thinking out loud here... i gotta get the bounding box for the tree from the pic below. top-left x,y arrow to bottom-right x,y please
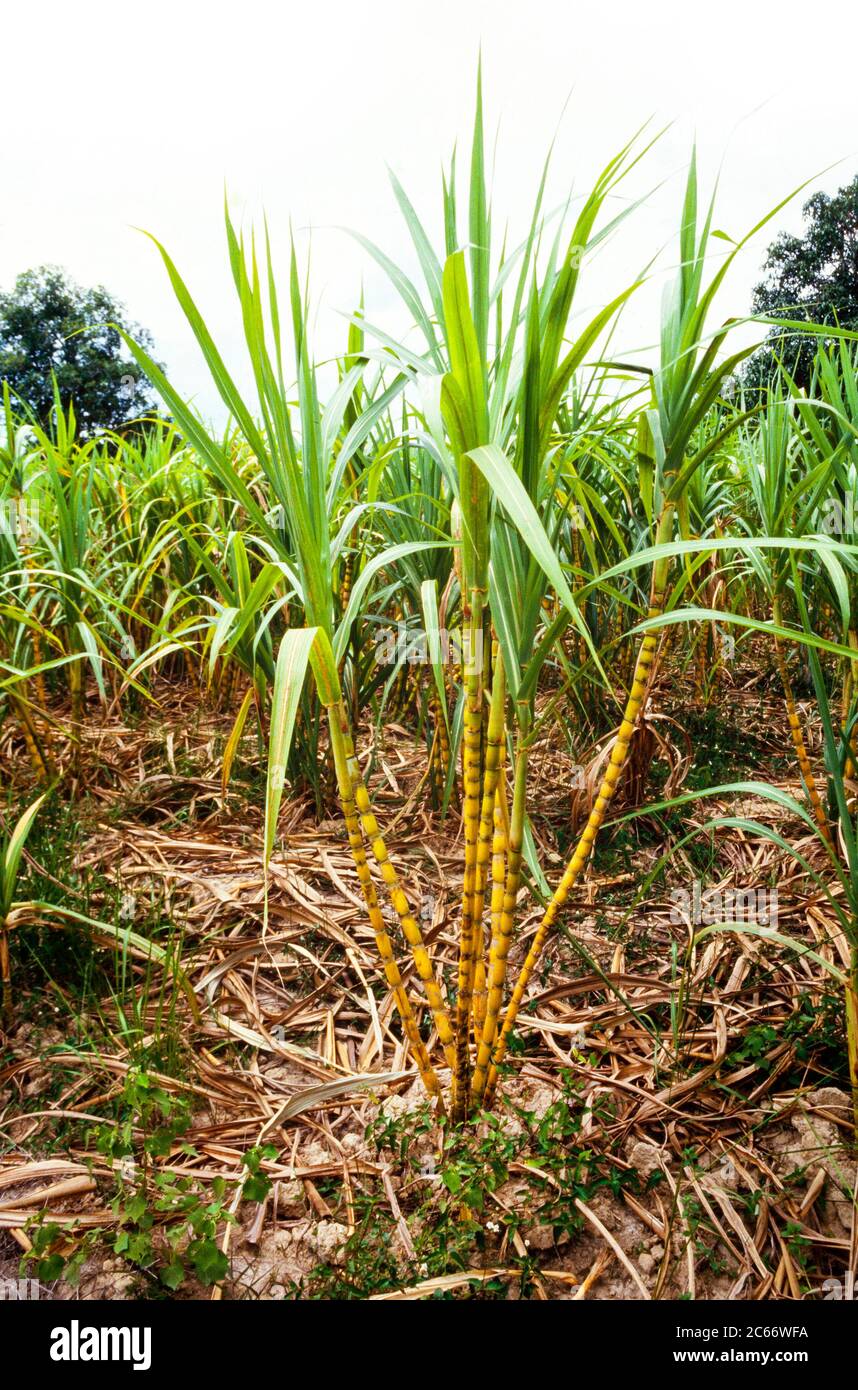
0,266 -> 160,434
745,175 -> 858,392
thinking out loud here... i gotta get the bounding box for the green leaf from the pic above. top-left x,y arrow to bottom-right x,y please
265,629 -> 318,868
192,1239 -> 229,1285
160,1260 -> 185,1290
2,793 -> 46,917
241,1174 -> 272,1203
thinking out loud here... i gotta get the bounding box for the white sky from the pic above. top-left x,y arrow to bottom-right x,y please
3,0 -> 857,423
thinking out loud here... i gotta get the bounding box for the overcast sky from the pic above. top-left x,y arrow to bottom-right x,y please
3,0 -> 857,422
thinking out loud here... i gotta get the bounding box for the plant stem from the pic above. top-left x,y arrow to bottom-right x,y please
452,590 -> 485,1115
772,597 -> 833,847
472,739 -> 528,1104
335,700 -> 457,1073
483,504 -> 675,1101
327,709 -> 443,1102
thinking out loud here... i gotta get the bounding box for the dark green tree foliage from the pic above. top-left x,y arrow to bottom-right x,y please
0,266 -> 160,433
746,176 -> 858,392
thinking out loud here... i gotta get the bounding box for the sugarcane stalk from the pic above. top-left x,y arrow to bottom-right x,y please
453,637 -> 506,1118
475,724 -> 510,1053
334,700 -> 456,1072
68,652 -> 85,780
472,959 -> 487,1048
327,710 -> 442,1102
428,725 -> 445,808
482,504 -> 675,1103
846,953 -> 858,1136
452,589 -> 485,1115
488,751 -> 510,965
0,921 -> 11,1022
470,646 -> 506,936
428,685 -> 451,809
339,551 -> 354,610
471,736 -> 528,1104
9,690 -> 53,782
467,642 -> 507,1063
772,597 -> 833,847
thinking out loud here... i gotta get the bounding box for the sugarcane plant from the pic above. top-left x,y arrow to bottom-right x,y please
0,794 -> 44,1019
467,151 -> 791,1109
736,387 -> 836,843
112,73 -> 858,1125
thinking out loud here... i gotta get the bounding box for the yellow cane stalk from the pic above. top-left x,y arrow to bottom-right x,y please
488,751 -> 510,964
482,508 -> 675,1105
339,551 -> 354,610
772,598 -> 833,847
0,924 -> 11,1021
9,690 -> 53,783
429,686 -> 451,803
473,802 -> 505,1053
470,644 -> 506,940
327,712 -> 442,1101
847,958 -> 858,1134
452,591 -> 486,1114
429,727 -> 445,807
335,702 -> 456,1070
68,655 -> 85,780
454,640 -> 506,1117
471,742 -> 528,1104
467,644 -> 507,1058
472,959 -> 487,1047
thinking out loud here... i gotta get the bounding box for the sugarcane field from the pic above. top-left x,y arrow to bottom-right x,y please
2,2 -> 858,1341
